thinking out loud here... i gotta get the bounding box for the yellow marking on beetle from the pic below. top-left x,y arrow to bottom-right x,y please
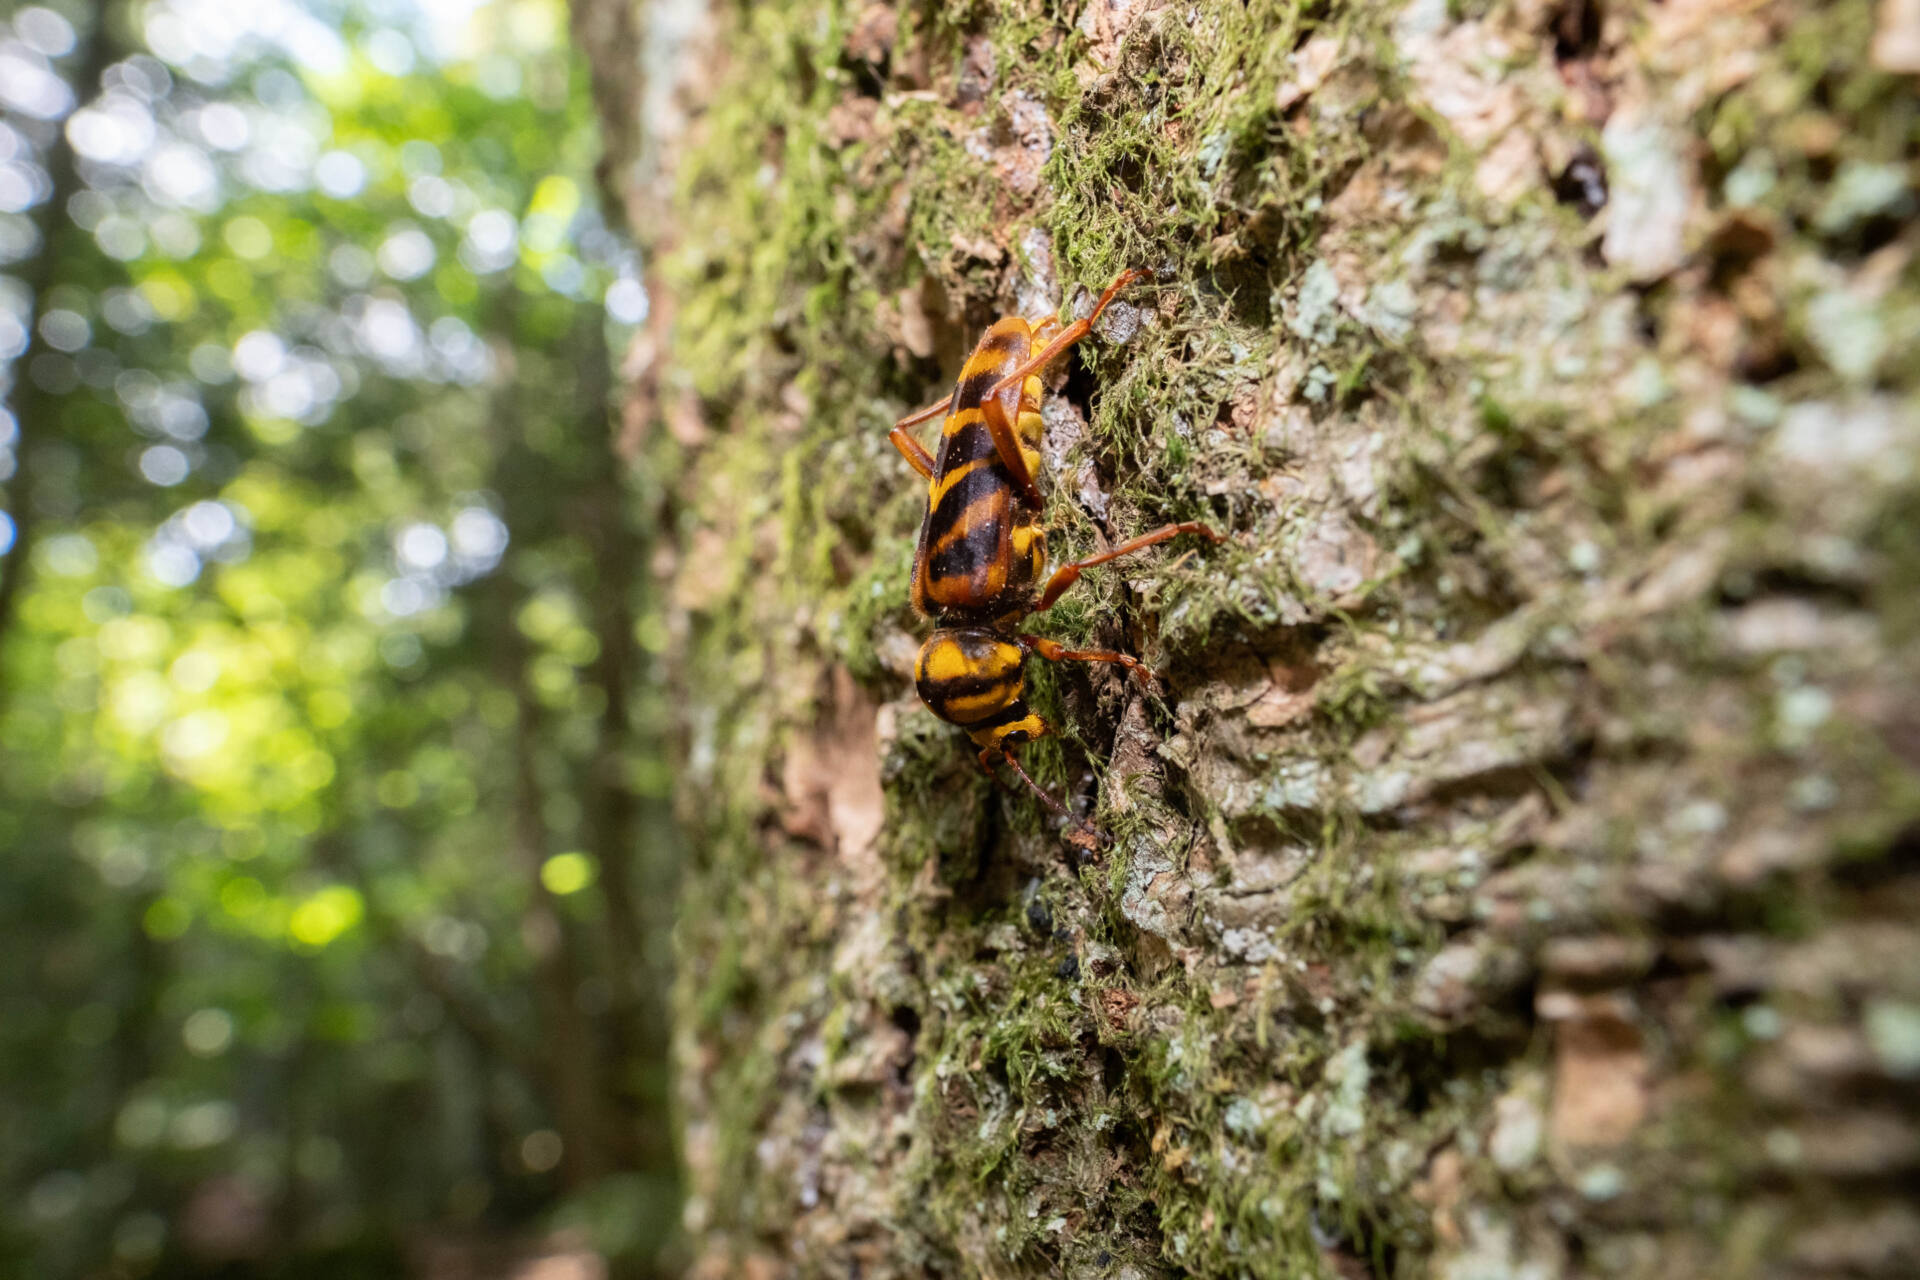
929,491 -> 1005,556
992,658 -> 1021,682
918,636 -> 1019,686
928,556 -> 1007,600
970,712 -> 1046,750
942,687 -> 1017,723
926,560 -> 1008,607
917,643 -> 970,685
975,642 -> 1022,680
1015,526 -> 1044,576
963,330 -> 1021,372
1012,525 -> 1046,579
927,456 -> 988,507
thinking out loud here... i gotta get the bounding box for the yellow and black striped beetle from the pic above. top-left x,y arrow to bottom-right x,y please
886,268 -> 1221,830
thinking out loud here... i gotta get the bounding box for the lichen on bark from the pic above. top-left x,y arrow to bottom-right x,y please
577,0 -> 1920,1275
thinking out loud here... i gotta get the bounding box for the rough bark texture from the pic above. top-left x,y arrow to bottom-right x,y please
576,0 -> 1920,1275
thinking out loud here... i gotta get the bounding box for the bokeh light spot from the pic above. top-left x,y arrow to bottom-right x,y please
519,1129 -> 563,1173
181,1008 -> 234,1057
288,886 -> 363,948
539,851 -> 595,896
143,897 -> 192,940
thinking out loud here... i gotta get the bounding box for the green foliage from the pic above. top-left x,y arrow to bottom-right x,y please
0,2 -> 677,1276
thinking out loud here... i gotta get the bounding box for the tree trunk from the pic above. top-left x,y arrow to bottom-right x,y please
576,0 -> 1920,1275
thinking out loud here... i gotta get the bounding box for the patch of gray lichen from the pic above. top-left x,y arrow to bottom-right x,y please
598,0 -> 1920,1275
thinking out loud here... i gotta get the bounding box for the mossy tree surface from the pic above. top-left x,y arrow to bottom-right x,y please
578,0 -> 1920,1275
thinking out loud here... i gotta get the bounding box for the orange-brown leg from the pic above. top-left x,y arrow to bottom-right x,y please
1035,521 -> 1222,611
980,385 -> 1046,509
983,267 -> 1153,404
1021,634 -> 1155,689
888,395 -> 951,479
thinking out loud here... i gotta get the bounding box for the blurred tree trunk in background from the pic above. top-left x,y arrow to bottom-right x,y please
0,0 -> 116,688
576,0 -> 1920,1276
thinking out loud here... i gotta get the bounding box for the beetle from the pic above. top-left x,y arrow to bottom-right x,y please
885,267 -> 1222,830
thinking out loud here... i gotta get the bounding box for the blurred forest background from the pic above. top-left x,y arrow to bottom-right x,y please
0,0 -> 680,1275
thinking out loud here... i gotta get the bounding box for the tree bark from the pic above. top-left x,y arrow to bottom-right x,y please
579,0 -> 1920,1276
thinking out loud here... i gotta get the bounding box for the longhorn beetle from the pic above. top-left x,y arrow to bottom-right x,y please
887,268 -> 1222,831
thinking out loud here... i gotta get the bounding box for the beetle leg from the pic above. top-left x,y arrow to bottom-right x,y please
888,396 -> 949,479
1021,633 -> 1156,689
1035,521 -> 1223,611
983,267 -> 1153,403
890,426 -> 936,479
979,385 -> 1047,509
975,745 -> 1031,797
975,746 -> 1001,778
893,394 -> 953,430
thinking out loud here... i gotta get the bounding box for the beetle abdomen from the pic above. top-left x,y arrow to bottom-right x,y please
911,319 -> 1035,619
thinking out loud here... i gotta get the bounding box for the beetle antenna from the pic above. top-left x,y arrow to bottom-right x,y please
996,752 -> 1065,815
997,752 -> 1100,845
